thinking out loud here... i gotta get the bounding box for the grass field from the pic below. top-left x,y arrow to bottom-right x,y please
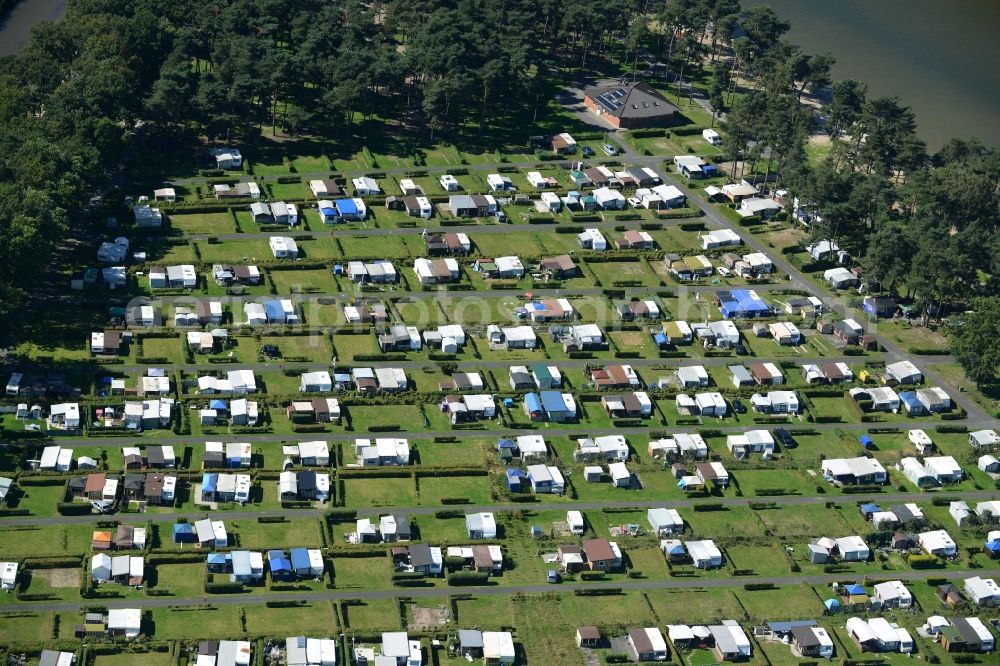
151,562 -> 206,597
342,598 -> 400,629
342,477 -> 418,508
258,333 -> 331,362
93,653 -> 174,666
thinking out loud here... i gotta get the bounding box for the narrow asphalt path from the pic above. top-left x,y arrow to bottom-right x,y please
8,567 -> 1000,614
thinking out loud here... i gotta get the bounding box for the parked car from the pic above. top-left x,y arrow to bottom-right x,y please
716,266 -> 731,277
774,427 -> 796,449
602,144 -> 618,156
547,570 -> 561,584
732,398 -> 746,414
582,146 -> 595,157
261,344 -> 280,358
627,197 -> 642,209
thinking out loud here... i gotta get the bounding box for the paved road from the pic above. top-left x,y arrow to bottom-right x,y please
8,567 -> 1000,614
5,489 -> 1000,529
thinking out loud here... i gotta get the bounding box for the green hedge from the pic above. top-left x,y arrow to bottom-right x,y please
447,572 -> 490,586
206,581 -> 246,594
573,588 -> 623,596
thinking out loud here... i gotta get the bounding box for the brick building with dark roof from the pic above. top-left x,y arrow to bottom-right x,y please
583,82 -> 679,129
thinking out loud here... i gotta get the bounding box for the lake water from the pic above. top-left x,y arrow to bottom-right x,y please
745,0 -> 1000,150
0,0 -> 66,56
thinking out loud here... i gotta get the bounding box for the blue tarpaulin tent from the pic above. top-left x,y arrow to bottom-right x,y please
209,399 -> 227,410
267,550 -> 292,578
506,468 -> 526,491
824,599 -> 840,610
202,473 -> 217,494
860,502 -> 881,515
844,584 -> 865,595
860,435 -> 874,449
173,523 -> 195,544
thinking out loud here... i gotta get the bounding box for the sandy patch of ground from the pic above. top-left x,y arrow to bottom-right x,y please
410,604 -> 449,630
36,568 -> 79,588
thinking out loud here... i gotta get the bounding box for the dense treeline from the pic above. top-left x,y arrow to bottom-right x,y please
0,0 -> 996,348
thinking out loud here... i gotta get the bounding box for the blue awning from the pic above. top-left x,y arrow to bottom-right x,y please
335,199 -> 358,215
844,584 -> 865,595
540,391 -> 566,413
263,300 -> 283,320
202,473 -> 217,493
209,399 -> 227,410
207,553 -> 227,565
524,393 -> 542,413
290,548 -> 310,571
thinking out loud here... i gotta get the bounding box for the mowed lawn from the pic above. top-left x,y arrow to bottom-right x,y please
93,654 -> 173,666
341,598 -> 400,629
150,605 -> 243,639
348,405 -> 430,432
151,562 -> 206,597
736,584 -> 823,621
229,518 -> 323,549
342,477 -> 417,508
418,474 -> 492,505
244,600 -> 336,636
258,333 -> 331,362
269,268 -> 338,293
586,260 -> 661,287
169,211 -> 236,234
140,335 -> 184,362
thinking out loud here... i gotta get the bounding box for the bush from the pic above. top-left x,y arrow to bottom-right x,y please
907,554 -> 941,568
57,502 -> 92,515
574,587 -> 621,596
206,581 -> 246,594
447,572 -> 490,586
908,347 -> 950,355
935,424 -> 968,433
